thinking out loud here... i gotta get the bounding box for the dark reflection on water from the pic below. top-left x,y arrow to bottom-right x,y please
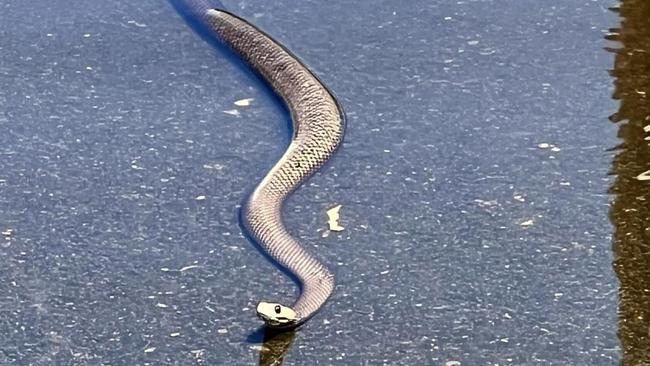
246,327 -> 296,366
607,0 -> 650,363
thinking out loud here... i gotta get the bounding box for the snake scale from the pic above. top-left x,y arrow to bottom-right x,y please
173,1 -> 345,328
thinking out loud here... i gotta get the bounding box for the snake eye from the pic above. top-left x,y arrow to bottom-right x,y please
274,305 -> 281,314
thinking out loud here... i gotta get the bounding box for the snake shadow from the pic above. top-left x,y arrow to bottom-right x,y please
168,0 -> 293,140
170,0 -> 302,299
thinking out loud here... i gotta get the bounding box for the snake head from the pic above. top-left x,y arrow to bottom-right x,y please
256,302 -> 298,328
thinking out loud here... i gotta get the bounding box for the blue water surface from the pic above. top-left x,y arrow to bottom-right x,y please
0,0 -> 621,365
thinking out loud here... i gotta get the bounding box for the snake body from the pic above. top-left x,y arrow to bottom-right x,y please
174,1 -> 345,328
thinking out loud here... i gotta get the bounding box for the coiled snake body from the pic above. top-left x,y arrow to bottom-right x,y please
175,1 -> 345,328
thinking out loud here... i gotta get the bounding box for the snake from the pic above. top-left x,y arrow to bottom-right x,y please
172,1 -> 345,329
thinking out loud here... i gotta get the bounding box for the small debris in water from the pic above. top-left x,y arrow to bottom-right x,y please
520,219 -> 534,227
513,195 -> 525,202
179,265 -> 200,272
127,20 -> 147,28
445,361 -> 461,366
234,98 -> 254,106
326,205 -> 345,232
217,328 -> 228,334
195,195 -> 206,201
144,347 -> 156,353
203,163 -> 224,170
170,332 -> 180,337
637,169 -> 650,181
538,142 -> 561,152
2,229 -> 13,237
156,303 -> 169,308
223,109 -> 240,116
474,199 -> 497,207
191,349 -> 204,360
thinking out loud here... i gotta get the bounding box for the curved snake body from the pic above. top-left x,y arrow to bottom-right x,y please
175,1 -> 345,328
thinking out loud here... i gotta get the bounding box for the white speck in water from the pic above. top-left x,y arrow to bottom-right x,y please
144,347 -> 156,353
234,98 -> 254,106
156,303 -> 168,308
637,169 -> 650,181
127,20 -> 147,28
217,328 -> 228,334
195,195 -> 206,201
538,143 -> 550,149
203,163 -> 224,170
179,265 -> 200,272
223,109 -> 240,116
520,219 -> 534,227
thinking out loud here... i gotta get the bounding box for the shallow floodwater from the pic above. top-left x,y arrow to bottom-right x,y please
0,0 -> 640,365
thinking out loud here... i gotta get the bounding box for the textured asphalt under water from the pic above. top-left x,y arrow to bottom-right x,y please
0,0 -> 637,365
